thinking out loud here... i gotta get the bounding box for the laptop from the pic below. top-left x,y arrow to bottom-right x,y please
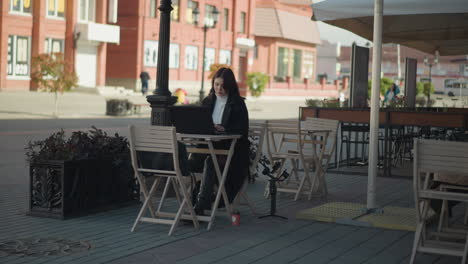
169,106 -> 215,135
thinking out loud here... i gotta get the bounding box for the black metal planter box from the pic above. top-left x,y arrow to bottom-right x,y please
29,159 -> 139,219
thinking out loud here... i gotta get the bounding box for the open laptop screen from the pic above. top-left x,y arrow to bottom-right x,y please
169,106 -> 215,135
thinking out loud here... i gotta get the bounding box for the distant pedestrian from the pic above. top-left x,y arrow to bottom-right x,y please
139,71 -> 150,96
384,83 -> 400,104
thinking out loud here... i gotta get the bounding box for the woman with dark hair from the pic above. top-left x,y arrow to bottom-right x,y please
192,67 -> 250,215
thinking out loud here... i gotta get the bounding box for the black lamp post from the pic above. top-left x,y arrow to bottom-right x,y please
192,6 -> 219,103
146,0 -> 177,126
423,53 -> 439,106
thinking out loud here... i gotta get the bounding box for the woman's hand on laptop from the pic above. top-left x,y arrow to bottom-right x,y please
214,124 -> 225,132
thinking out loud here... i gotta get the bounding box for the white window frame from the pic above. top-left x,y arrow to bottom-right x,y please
149,0 -> 158,18
9,0 -> 32,15
144,40 -> 158,67
47,0 -> 66,19
204,48 -> 215,71
219,49 -> 231,65
185,45 -> 198,70
7,35 -> 31,80
169,43 -> 180,69
78,0 -> 96,22
45,38 -> 65,54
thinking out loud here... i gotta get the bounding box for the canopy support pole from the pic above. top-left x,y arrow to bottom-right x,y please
366,0 -> 383,211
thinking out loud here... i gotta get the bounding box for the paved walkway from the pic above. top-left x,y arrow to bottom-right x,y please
0,91 -> 306,120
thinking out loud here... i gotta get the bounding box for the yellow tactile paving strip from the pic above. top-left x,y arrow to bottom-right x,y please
297,203 -> 431,232
296,202 -> 366,223
357,206 -> 417,231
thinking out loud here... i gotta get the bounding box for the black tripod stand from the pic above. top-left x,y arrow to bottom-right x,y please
258,156 -> 289,220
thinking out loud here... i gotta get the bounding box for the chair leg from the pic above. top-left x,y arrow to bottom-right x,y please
464,205 -> 468,225
461,232 -> 468,264
157,177 -> 172,214
168,197 -> 186,236
132,177 -> 160,232
139,176 -> 157,218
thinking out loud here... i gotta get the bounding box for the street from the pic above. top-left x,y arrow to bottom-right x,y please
0,118 -> 150,185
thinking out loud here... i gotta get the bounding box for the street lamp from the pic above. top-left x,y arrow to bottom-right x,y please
192,6 -> 219,102
423,53 -> 439,106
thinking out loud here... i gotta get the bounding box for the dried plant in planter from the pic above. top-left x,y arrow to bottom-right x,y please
25,126 -> 139,219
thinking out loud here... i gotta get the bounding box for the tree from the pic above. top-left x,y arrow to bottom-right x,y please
423,82 -> 435,106
31,53 -> 78,117
208,63 -> 231,79
367,77 -> 393,98
246,72 -> 269,98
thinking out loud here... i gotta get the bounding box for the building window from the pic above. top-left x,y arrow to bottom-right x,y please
185,45 -> 198,70
292,49 -> 302,82
10,0 -> 32,14
44,38 -> 64,53
171,0 -> 179,22
239,12 -> 246,34
149,0 -> 157,18
78,0 -> 95,22
7,35 -> 30,77
144,40 -> 158,67
47,0 -> 65,18
186,0 -> 198,24
303,51 -> 314,79
169,43 -> 180,69
223,8 -> 229,31
219,50 -> 231,65
204,48 -> 215,71
276,47 -> 289,81
253,45 -> 258,59
205,5 -> 217,27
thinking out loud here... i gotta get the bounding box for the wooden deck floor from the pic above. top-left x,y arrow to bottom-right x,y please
0,173 -> 459,264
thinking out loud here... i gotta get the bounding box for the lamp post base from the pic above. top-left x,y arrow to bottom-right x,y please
146,95 -> 178,126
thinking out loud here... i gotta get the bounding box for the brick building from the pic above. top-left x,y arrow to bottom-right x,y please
251,0 -> 339,97
0,0 -> 119,92
1,0 -> 341,99
106,0 -> 256,96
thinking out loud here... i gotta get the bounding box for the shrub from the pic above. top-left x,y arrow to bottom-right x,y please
25,126 -> 130,165
367,77 -> 393,98
246,72 -> 269,98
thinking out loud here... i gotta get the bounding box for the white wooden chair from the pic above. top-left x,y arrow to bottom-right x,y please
410,138 -> 468,264
129,125 -> 199,236
232,121 -> 266,214
265,119 -> 315,201
301,117 -> 339,198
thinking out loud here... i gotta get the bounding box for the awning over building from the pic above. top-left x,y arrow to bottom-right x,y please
75,22 -> 120,44
255,8 -> 321,45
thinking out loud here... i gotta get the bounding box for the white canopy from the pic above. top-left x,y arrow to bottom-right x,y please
312,0 -> 468,210
312,0 -> 468,55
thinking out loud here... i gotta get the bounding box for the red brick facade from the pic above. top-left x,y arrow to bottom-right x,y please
106,0 -> 256,96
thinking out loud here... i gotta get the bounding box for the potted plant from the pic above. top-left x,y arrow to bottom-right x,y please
246,72 -> 269,98
30,53 -> 78,118
25,127 -> 139,219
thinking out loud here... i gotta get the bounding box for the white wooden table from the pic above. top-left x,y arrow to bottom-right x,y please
177,133 -> 241,230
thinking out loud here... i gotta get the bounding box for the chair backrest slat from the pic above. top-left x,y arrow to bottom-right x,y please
416,139 -> 468,175
265,119 -> 300,159
129,125 -> 180,175
303,117 -> 339,157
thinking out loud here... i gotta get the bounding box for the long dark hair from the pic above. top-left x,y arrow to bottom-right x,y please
208,67 -> 240,98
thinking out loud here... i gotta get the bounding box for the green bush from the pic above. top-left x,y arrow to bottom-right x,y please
246,72 -> 269,98
367,77 -> 393,98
